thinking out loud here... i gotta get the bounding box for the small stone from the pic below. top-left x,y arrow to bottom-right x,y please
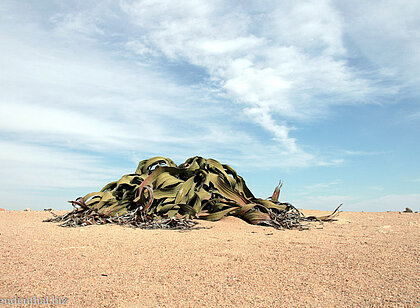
403,207 -> 413,213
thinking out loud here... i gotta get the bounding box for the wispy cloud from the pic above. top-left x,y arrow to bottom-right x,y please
120,0 -> 383,155
350,194 -> 420,212
293,193 -> 420,212
1,0 -> 347,170
335,0 -> 420,89
0,0 -> 418,209
0,140 -> 121,191
342,150 -> 388,156
304,181 -> 342,191
406,111 -> 420,121
292,194 -> 355,211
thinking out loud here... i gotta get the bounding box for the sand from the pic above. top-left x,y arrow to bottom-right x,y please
0,210 -> 419,307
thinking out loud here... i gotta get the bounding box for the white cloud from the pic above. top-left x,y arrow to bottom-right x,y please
335,0 -> 420,88
350,194 -> 420,212
243,107 -> 298,153
1,1 -> 341,171
120,0 -> 385,155
342,150 -> 387,156
304,181 -> 342,191
292,194 -> 355,211
268,0 -> 346,56
197,36 -> 264,55
0,17 -> 241,154
1,0 -> 418,210
0,7 -> 333,212
0,103 -> 135,148
316,159 -> 344,167
406,111 -> 420,121
0,140 -> 119,190
125,40 -> 158,58
294,193 -> 420,212
0,140 -> 128,210
51,11 -> 105,37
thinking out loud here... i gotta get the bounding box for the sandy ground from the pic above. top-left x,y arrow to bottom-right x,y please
0,210 -> 419,307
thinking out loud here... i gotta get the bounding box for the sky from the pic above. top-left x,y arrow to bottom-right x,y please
0,0 -> 419,212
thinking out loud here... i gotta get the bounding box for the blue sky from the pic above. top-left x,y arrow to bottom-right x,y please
0,0 -> 419,211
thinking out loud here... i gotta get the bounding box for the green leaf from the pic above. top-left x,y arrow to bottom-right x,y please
200,206 -> 240,221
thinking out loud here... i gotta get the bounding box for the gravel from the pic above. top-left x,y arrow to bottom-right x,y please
0,210 -> 419,307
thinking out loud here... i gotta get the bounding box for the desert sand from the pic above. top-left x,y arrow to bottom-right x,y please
0,210 -> 419,307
